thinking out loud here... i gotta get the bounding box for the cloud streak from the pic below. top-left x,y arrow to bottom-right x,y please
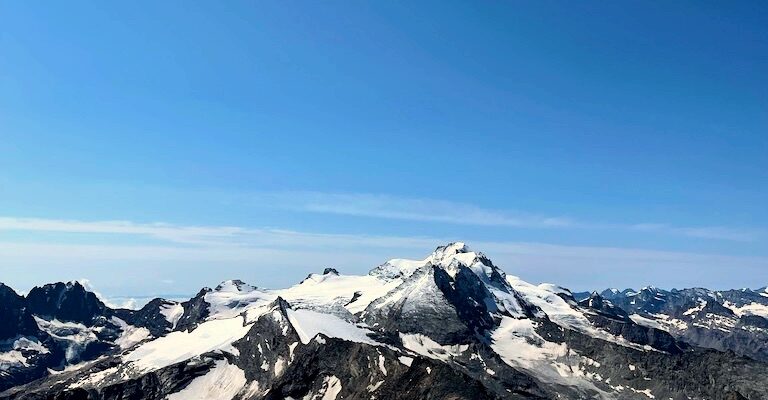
0,217 -> 247,245
0,216 -> 764,273
630,223 -> 761,242
0,216 -> 440,249
250,191 -> 762,242
255,191 -> 574,228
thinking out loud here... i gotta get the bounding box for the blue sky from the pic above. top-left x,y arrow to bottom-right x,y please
1,1 -> 767,300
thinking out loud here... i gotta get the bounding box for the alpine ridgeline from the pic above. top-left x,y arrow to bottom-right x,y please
2,243 -> 767,399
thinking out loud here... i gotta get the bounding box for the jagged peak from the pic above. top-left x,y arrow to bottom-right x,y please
27,280 -> 104,304
267,295 -> 292,315
301,268 -> 344,284
192,287 -> 212,299
323,267 -> 339,275
431,242 -> 471,259
30,280 -> 86,292
214,279 -> 255,293
0,282 -> 22,298
429,242 -> 480,267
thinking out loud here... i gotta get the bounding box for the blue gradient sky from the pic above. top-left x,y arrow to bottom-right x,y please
1,1 -> 767,299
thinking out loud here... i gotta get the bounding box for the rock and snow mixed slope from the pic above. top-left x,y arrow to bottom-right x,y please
2,243 -> 768,400
575,285 -> 768,364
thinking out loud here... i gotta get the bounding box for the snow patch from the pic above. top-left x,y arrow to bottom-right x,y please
400,333 -> 468,362
0,337 -> 50,369
723,301 -> 768,319
683,300 -> 707,316
166,359 -> 246,400
318,375 -> 342,400
34,317 -> 98,362
293,375 -> 343,400
160,303 -> 185,330
286,309 -> 380,346
367,380 -> 384,392
629,314 -> 664,330
491,316 -> 607,396
279,274 -> 401,315
630,387 -> 656,398
110,317 -> 151,349
124,316 -> 251,373
68,366 -> 119,389
378,354 -> 387,375
205,286 -> 274,321
274,357 -> 287,376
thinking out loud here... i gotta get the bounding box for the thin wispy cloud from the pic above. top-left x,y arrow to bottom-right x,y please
0,217 -> 247,245
0,216 -> 439,249
0,216 -> 763,267
630,223 -> 760,242
255,192 -> 574,228
251,191 -> 761,242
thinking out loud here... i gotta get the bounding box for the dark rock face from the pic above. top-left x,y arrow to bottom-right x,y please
264,339 -> 513,400
232,297 -> 298,390
115,298 -> 175,337
578,293 -> 683,354
0,284 -> 40,340
0,339 -> 64,394
578,292 -> 630,320
741,314 -> 768,329
322,268 -> 339,275
0,282 -> 167,392
0,283 -> 95,392
536,318 -> 768,400
25,282 -> 109,326
433,265 -> 498,339
361,266 -> 473,344
172,288 -> 211,332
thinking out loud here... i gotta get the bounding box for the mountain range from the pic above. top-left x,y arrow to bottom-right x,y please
1,243 -> 767,399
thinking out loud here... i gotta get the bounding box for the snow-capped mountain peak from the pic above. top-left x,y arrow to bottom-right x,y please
369,242 -> 487,281
430,241 -> 471,259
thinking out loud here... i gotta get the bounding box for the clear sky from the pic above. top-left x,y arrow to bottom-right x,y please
1,1 -> 767,302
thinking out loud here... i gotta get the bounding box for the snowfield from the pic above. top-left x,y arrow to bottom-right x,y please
166,359 -> 246,400
286,309 -> 381,346
124,316 -> 252,373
